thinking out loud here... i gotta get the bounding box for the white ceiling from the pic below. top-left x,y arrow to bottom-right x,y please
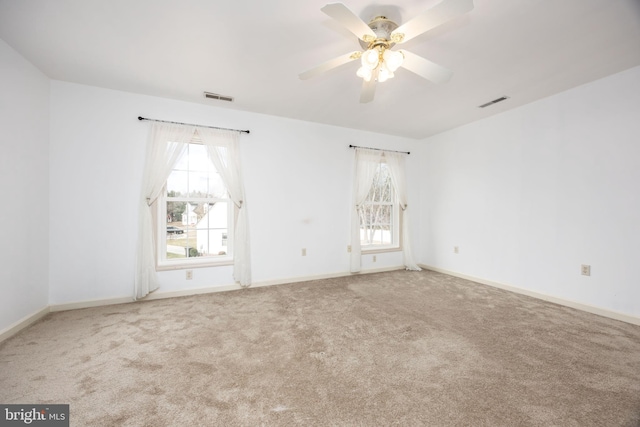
1,0 -> 639,139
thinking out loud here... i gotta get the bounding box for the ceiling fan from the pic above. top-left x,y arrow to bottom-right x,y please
299,0 -> 474,103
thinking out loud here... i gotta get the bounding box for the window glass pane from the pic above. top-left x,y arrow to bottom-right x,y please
181,202 -> 198,225
166,201 -> 187,259
360,204 -> 392,226
360,205 -> 372,228
165,202 -> 205,259
376,224 -> 392,245
166,201 -> 187,226
188,171 -> 210,197
195,201 -> 228,257
188,144 -> 213,172
167,170 -> 188,197
373,204 -> 392,225
184,171 -> 227,199
360,221 -> 392,245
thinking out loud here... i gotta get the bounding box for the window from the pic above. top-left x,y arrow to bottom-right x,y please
157,143 -> 233,267
358,161 -> 400,250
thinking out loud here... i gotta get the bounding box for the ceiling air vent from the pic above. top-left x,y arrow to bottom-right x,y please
478,96 -> 509,108
204,92 -> 234,102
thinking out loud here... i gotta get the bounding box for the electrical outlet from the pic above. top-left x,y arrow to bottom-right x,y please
302,248 -> 307,256
454,246 -> 459,254
581,264 -> 591,276
373,255 -> 377,262
186,270 -> 193,280
347,245 -> 351,253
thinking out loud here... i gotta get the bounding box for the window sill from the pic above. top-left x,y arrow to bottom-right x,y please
361,246 -> 402,255
157,258 -> 233,271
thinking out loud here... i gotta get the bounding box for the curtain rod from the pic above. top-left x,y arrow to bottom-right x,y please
138,116 -> 250,134
348,144 -> 410,155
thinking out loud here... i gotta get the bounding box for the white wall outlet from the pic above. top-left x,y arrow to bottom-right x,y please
454,246 -> 459,254
373,255 -> 377,262
581,264 -> 591,276
302,248 -> 307,256
347,245 -> 351,253
186,270 -> 193,280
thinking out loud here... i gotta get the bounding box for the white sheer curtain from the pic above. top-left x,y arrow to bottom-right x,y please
135,123 -> 195,299
350,148 -> 383,272
198,128 -> 251,287
385,152 -> 421,271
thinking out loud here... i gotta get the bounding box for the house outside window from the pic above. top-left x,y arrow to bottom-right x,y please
359,161 -> 400,251
158,143 -> 233,267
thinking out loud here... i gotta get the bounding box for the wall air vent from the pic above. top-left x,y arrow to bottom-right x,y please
478,96 -> 510,108
204,92 -> 234,102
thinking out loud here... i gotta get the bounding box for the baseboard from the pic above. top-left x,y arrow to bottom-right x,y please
49,296 -> 134,312
48,265 -> 406,311
0,306 -> 50,343
420,264 -> 640,326
252,265 -> 405,288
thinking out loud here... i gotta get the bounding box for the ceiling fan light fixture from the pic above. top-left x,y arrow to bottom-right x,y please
357,48 -> 400,83
305,0 -> 474,100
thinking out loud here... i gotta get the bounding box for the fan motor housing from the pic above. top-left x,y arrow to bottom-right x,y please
359,16 -> 398,50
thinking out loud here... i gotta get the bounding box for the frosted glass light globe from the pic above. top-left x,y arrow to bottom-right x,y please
356,66 -> 373,82
361,48 -> 380,70
378,65 -> 391,83
383,49 -> 404,72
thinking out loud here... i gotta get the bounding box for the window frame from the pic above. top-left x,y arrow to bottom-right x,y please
155,142 -> 236,271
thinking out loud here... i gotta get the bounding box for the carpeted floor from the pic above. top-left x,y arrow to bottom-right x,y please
1,269 -> 640,426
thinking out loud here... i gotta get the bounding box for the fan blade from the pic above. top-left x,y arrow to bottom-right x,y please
391,0 -> 474,44
321,3 -> 377,42
360,70 -> 378,103
299,51 -> 361,80
399,50 -> 453,84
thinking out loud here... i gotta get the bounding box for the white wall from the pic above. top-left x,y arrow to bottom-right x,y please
419,65 -> 640,317
0,39 -> 50,328
49,81 -> 418,305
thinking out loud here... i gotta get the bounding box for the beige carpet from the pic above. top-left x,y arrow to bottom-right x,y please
1,270 -> 640,426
